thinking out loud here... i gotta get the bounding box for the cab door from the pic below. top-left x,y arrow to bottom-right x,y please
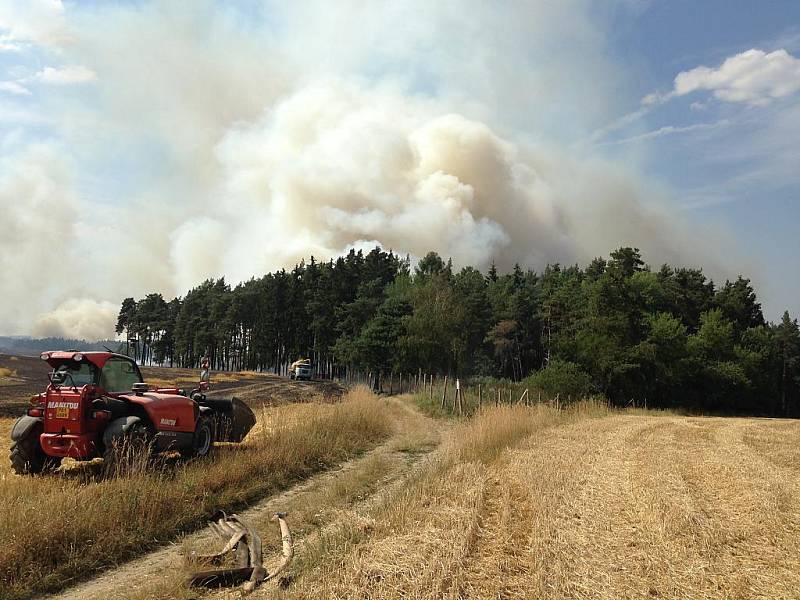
99,357 -> 143,394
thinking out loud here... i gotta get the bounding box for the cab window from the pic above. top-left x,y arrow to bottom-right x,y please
100,358 -> 143,392
53,362 -> 97,387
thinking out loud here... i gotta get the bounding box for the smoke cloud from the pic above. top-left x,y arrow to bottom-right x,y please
0,1 -> 738,339
33,299 -> 119,341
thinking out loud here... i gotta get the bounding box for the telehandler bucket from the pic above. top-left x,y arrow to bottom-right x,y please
207,396 -> 256,443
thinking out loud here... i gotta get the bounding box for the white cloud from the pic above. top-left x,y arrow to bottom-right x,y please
601,120 -> 730,146
0,81 -> 30,95
0,66 -> 95,98
31,65 -> 96,85
0,0 -> 67,46
641,92 -> 665,106
674,49 -> 800,105
0,33 -> 21,51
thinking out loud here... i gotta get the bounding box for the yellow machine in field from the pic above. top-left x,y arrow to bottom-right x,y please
289,358 -> 313,381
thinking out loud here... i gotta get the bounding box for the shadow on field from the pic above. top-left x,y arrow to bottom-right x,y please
47,445 -> 245,485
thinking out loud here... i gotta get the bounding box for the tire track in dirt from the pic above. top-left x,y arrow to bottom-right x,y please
446,414 -> 800,599
452,416 -> 640,599
692,419 -> 800,597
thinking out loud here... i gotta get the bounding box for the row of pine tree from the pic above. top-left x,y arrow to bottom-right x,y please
115,247 -> 800,416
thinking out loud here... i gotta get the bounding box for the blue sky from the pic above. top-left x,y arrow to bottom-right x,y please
0,0 -> 798,338
600,2 -> 800,320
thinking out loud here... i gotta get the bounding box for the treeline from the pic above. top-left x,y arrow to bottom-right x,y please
0,336 -> 122,357
116,247 -> 800,416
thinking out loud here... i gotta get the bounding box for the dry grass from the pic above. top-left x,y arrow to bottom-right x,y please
0,367 -> 22,388
263,405 -> 800,600
0,387 -> 390,600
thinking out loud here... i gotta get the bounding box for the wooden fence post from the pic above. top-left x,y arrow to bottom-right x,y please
518,388 -> 529,405
478,384 -> 482,407
441,376 -> 449,409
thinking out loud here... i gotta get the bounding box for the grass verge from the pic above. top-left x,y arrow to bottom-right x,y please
0,387 -> 390,600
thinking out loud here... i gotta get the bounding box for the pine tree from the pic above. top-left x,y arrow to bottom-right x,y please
775,312 -> 800,416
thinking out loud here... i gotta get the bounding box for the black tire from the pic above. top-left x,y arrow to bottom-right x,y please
10,425 -> 61,475
182,415 -> 214,459
103,420 -> 152,474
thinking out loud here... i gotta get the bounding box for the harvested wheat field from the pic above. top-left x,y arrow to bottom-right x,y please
239,405 -> 799,600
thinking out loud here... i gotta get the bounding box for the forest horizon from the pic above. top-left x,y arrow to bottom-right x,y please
112,246 -> 800,418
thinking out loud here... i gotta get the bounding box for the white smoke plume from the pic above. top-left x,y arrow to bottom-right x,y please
0,0 -> 739,339
33,299 -> 119,341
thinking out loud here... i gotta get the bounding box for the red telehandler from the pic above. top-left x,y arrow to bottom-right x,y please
10,351 -> 256,474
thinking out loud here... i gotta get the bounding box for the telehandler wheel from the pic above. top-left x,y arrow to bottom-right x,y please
182,415 -> 214,459
181,417 -> 214,458
103,420 -> 153,474
10,425 -> 61,475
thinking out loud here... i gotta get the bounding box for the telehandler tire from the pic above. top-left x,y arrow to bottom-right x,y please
10,422 -> 61,475
182,415 -> 214,459
103,417 -> 153,474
